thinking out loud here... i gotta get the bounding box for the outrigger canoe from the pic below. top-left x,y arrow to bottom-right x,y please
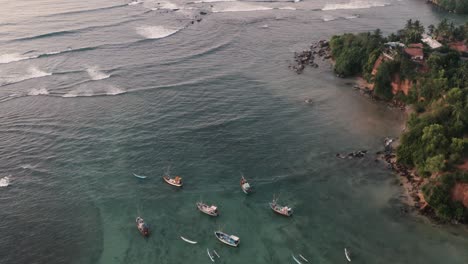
214,231 -> 240,247
136,217 -> 149,237
196,202 -> 218,216
240,176 -> 252,194
163,175 -> 183,187
269,199 -> 293,216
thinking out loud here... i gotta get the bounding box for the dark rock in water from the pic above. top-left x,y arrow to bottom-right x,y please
200,11 -> 207,15
191,21 -> 194,24
196,18 -> 202,22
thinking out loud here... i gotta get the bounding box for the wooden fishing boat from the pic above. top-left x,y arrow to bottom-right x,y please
163,175 -> 183,187
196,202 -> 218,216
136,217 -> 149,237
269,198 -> 293,216
180,236 -> 197,244
214,231 -> 240,247
240,176 -> 252,194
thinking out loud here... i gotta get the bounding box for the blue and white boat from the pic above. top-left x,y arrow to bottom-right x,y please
214,231 -> 240,247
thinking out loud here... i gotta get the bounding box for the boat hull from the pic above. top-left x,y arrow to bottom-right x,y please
163,176 -> 183,187
214,231 -> 239,247
197,203 -> 218,216
269,203 -> 293,216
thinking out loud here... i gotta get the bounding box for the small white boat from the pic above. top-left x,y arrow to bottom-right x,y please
214,231 -> 240,247
163,175 -> 183,187
345,248 -> 351,262
133,173 -> 147,179
207,248 -> 214,262
180,236 -> 197,244
240,176 -> 252,194
0,176 -> 10,187
197,202 -> 219,216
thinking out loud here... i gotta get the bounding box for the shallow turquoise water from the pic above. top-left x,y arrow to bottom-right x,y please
0,0 -> 468,263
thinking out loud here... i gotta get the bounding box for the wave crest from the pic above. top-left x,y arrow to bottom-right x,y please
87,67 -> 111,80
322,0 -> 389,10
136,26 -> 180,39
28,88 -> 50,96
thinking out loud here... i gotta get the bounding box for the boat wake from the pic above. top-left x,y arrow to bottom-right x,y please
136,26 -> 181,39
86,66 -> 111,80
0,67 -> 52,87
322,0 -> 389,10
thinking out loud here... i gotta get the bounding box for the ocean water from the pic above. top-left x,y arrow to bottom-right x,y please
0,0 -> 467,263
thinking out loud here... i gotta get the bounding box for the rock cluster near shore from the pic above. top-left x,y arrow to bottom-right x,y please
289,40 -> 331,74
376,138 -> 427,212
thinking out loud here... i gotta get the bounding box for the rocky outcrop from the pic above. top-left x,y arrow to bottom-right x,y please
289,40 -> 331,74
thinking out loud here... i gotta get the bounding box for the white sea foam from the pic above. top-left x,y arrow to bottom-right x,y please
136,26 -> 180,39
191,0 -> 236,3
106,86 -> 126,95
345,14 -> 360,19
128,0 -> 144,5
28,87 -> 49,96
322,15 -> 338,21
322,0 -> 389,10
0,67 -> 52,86
212,2 -> 272,12
86,66 -> 111,80
278,6 -> 297,10
0,176 -> 10,187
0,53 -> 36,64
260,24 -> 269,28
152,1 -> 179,10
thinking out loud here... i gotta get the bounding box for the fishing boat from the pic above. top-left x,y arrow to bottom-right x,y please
136,217 -> 149,237
269,198 -> 293,216
180,236 -> 197,244
292,255 -> 302,264
163,175 -> 183,187
344,248 -> 351,262
214,231 -> 240,247
207,248 -> 214,262
133,173 -> 147,179
196,202 -> 218,216
240,176 -> 252,194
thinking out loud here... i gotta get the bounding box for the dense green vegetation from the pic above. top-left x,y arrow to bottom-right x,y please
431,0 -> 468,14
330,19 -> 468,222
422,172 -> 468,221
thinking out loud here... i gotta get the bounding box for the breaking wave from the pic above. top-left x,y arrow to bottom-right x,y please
86,67 -> 111,80
136,26 -> 181,39
322,0 -> 389,10
0,67 -> 52,87
0,53 -> 36,64
152,1 -> 180,10
106,86 -> 126,95
28,87 -> 50,96
128,0 -> 144,5
212,2 -> 273,12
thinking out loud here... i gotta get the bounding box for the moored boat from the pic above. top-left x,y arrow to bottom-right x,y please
163,175 -> 183,187
240,176 -> 252,194
269,198 -> 293,216
214,231 -> 240,247
136,217 -> 149,237
196,202 -> 218,216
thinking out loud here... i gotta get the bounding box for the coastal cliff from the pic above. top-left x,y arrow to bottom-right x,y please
328,19 -> 468,223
